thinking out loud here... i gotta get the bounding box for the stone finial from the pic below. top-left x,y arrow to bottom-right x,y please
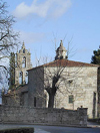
22,41 -> 25,49
60,40 -> 63,46
55,40 -> 67,60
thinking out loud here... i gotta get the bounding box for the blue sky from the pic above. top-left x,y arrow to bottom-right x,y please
6,0 -> 100,65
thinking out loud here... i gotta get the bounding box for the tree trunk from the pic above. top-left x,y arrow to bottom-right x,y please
48,93 -> 55,108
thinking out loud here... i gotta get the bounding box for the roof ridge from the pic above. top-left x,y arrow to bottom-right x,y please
28,59 -> 99,71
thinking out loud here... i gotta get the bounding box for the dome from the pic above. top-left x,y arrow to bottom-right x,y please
56,40 -> 66,52
55,40 -> 67,60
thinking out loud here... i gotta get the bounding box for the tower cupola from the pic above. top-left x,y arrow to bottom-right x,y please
55,40 -> 67,60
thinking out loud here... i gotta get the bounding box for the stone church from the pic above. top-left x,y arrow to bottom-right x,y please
3,42 -> 32,106
2,41 -> 100,118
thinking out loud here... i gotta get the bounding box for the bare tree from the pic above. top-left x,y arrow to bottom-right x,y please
34,57 -> 83,108
44,60 -> 66,108
32,39 -> 82,108
0,0 -> 19,86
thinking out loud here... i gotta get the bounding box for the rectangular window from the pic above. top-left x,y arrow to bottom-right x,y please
5,99 -> 8,105
34,97 -> 36,107
69,95 -> 74,104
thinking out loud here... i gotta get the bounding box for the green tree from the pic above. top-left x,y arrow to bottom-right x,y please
91,48 -> 100,109
91,48 -> 100,64
9,52 -> 15,90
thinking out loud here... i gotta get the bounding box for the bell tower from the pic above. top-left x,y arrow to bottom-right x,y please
15,42 -> 32,87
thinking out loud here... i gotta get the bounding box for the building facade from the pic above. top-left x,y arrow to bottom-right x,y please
28,40 -> 100,118
3,42 -> 32,106
15,42 -> 32,87
3,40 -> 100,118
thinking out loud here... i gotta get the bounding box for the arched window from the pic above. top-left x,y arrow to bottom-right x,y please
19,71 -> 23,84
22,56 -> 26,68
23,49 -> 25,53
25,71 -> 28,84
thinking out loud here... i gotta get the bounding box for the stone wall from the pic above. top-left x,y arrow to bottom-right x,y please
0,105 -> 87,127
54,67 -> 98,118
29,66 -> 97,118
15,43 -> 32,86
28,67 -> 46,108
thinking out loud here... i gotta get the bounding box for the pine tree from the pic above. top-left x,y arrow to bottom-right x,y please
9,52 -> 15,89
91,48 -> 100,64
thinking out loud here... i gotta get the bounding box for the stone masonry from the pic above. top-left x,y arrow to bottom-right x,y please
3,40 -> 100,120
15,42 -> 32,86
0,105 -> 87,127
28,61 -> 99,118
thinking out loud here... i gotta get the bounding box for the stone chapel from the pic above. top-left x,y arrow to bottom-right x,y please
2,40 -> 100,118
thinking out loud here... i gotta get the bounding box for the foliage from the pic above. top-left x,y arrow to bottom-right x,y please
91,49 -> 100,64
9,52 -> 15,89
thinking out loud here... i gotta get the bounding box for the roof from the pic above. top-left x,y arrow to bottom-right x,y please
28,59 -> 99,71
16,84 -> 28,93
5,84 -> 28,96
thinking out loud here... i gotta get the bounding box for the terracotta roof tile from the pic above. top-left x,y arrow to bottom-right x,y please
44,59 -> 99,67
28,59 -> 99,71
5,84 -> 28,96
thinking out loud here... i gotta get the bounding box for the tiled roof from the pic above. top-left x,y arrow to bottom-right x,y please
44,59 -> 99,67
5,84 -> 28,96
28,59 -> 99,71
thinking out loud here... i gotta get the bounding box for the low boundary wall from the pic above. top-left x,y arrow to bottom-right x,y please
0,105 -> 87,127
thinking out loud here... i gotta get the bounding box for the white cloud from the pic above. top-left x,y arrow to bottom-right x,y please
13,0 -> 72,19
19,31 -> 45,44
